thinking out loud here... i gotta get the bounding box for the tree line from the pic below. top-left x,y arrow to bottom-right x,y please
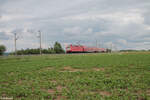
0,42 -> 65,56
1,42 -> 150,56
12,42 -> 65,55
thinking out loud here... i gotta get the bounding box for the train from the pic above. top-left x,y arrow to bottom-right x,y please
66,44 -> 107,53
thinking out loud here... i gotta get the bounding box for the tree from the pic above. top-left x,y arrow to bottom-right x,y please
0,45 -> 6,55
106,48 -> 111,53
54,42 -> 64,53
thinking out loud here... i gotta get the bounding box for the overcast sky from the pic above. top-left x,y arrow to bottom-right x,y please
0,0 -> 150,52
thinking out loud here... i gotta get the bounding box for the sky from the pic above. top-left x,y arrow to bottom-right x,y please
0,0 -> 150,52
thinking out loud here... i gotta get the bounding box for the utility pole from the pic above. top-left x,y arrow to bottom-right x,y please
96,40 -> 97,48
38,30 -> 42,55
98,42 -> 100,48
14,33 -> 18,55
114,45 -> 118,52
110,43 -> 113,53
28,29 -> 42,55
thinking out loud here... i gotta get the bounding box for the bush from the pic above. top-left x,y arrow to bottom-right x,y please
0,45 -> 6,55
54,42 -> 65,53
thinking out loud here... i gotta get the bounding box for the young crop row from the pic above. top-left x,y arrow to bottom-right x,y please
0,53 -> 150,100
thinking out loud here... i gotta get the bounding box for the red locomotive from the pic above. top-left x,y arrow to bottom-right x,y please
66,44 -> 106,53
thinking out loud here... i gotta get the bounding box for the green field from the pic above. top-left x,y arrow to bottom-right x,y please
0,53 -> 150,100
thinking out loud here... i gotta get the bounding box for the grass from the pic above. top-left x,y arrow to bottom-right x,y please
0,52 -> 150,100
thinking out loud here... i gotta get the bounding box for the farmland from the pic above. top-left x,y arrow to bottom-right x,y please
0,52 -> 150,100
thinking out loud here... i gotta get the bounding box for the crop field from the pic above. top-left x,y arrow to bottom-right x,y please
0,52 -> 150,100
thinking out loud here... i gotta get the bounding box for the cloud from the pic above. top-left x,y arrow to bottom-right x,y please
0,0 -> 150,52
0,32 -> 9,40
63,27 -> 82,35
117,39 -> 127,45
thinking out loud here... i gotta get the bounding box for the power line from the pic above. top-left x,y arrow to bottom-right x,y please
96,40 -> 97,48
76,40 -> 81,45
14,33 -> 19,55
38,30 -> 42,55
98,42 -> 101,48
28,29 -> 43,55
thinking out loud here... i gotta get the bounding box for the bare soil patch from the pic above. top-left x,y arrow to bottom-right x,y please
43,67 -> 53,70
42,85 -> 66,95
93,67 -> 105,71
147,89 -> 150,95
134,90 -> 143,95
86,90 -> 111,97
32,87 -> 34,92
47,89 -> 55,94
8,72 -> 14,76
38,67 -> 53,72
55,95 -> 66,100
51,80 -> 57,84
18,80 -> 22,84
99,91 -> 111,96
60,66 -> 82,72
41,88 -> 55,95
56,85 -> 63,92
138,97 -> 147,100
60,66 -> 105,72
1,93 -> 6,97
1,82 -> 9,85
63,66 -> 74,70
56,85 -> 66,92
